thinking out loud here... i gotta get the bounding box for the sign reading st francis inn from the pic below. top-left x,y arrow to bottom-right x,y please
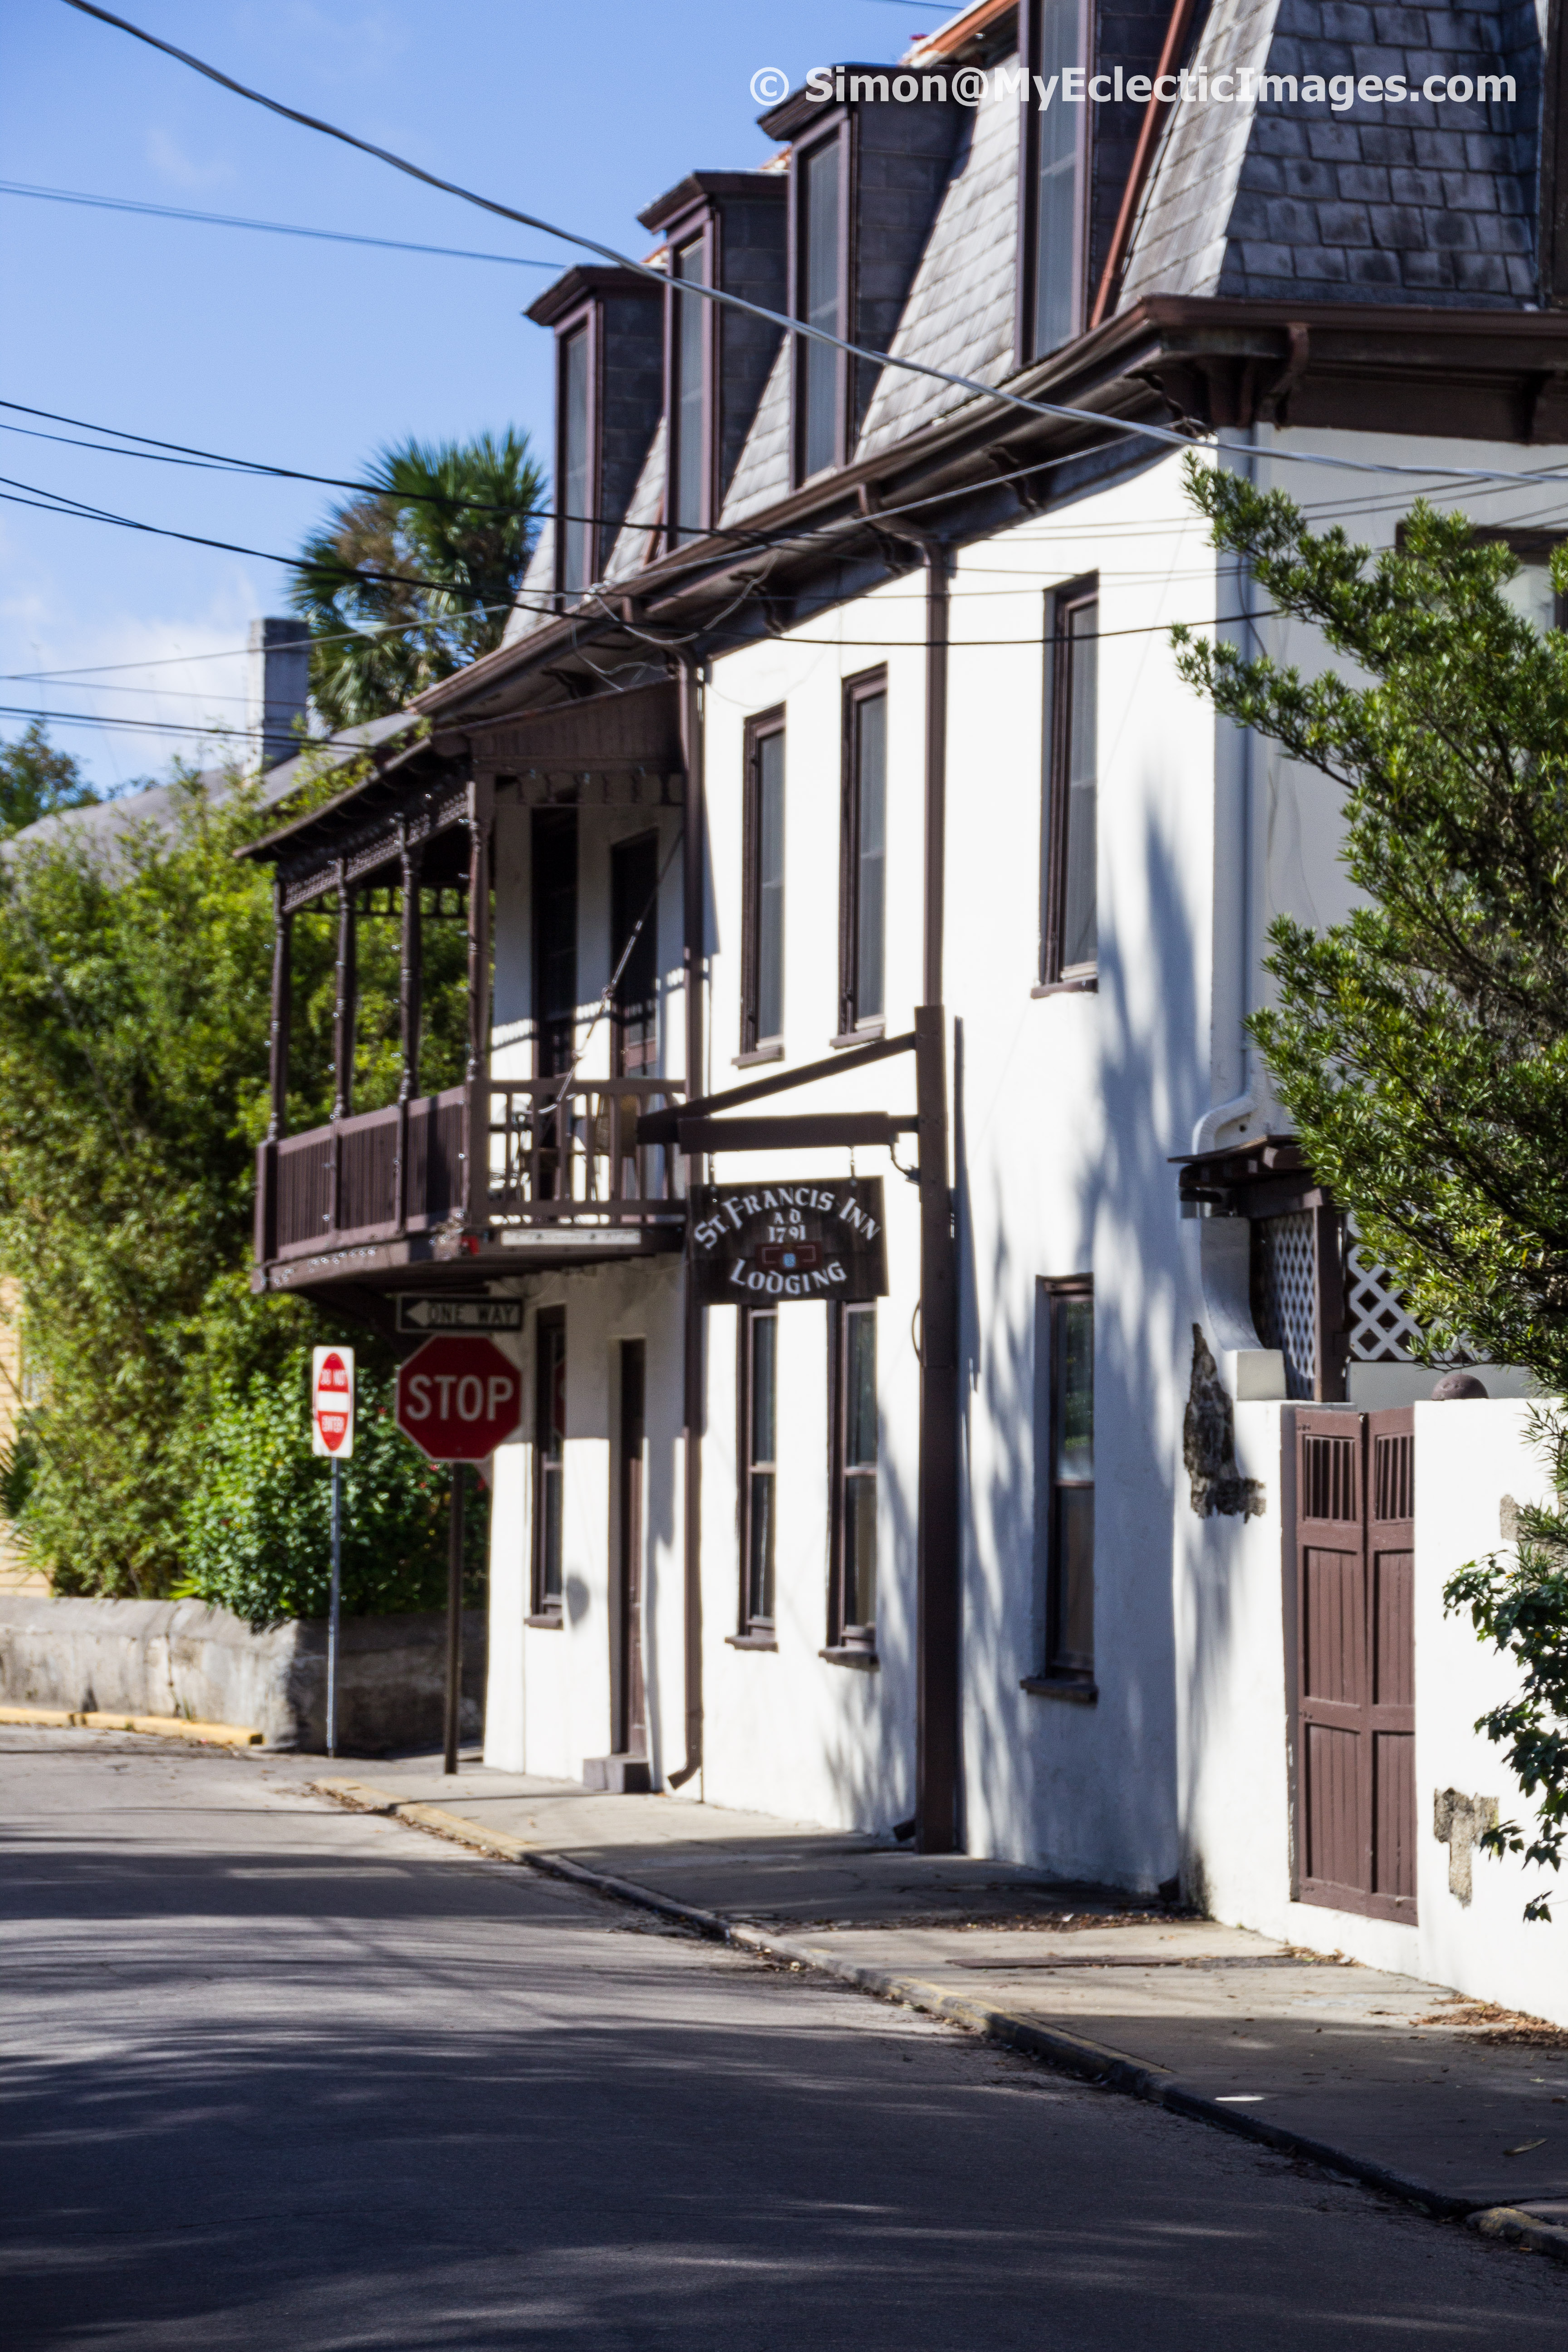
689,1179 -> 887,1306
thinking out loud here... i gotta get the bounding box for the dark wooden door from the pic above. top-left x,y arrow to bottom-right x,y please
1295,1407 -> 1416,1923
615,1341 -> 647,1759
610,834 -> 659,1077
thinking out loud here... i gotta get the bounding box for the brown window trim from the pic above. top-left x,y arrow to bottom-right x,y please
664,216 -> 716,551
1030,978 -> 1097,1000
1038,1274 -> 1094,1685
1040,579 -> 1098,989
733,1044 -> 785,1068
726,1633 -> 779,1652
827,1298 -> 879,1656
821,1645 -> 879,1670
552,302 -> 603,604
839,668 -> 887,1038
789,118 -> 853,486
525,1614 -> 564,1630
740,706 -> 786,1057
1021,1673 -> 1098,1704
1015,0 -> 1093,367
738,1302 -> 779,1641
531,1305 -> 567,1619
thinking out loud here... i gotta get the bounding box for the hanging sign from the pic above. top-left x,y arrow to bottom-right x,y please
310,1346 -> 356,1458
689,1178 -> 887,1306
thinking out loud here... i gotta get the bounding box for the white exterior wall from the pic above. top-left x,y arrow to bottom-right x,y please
484,417 -> 1568,1906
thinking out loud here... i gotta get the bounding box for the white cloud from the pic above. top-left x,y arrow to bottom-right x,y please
144,127 -> 236,192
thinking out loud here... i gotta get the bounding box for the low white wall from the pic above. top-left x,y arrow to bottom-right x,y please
1413,1397 -> 1568,2026
0,1593 -> 484,1752
1179,1396 -> 1568,2016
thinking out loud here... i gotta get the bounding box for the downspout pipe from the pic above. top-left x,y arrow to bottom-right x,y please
670,654 -> 706,1790
1192,424 -> 1259,1158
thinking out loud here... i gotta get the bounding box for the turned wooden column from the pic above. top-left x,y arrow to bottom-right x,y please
330,861 -> 356,1125
461,779 -> 493,1226
398,833 -> 423,1107
265,879 -> 292,1144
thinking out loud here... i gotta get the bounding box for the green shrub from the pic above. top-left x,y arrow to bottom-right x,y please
178,1352 -> 487,1627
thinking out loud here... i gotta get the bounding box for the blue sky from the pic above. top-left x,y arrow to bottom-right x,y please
1,1 -> 951,791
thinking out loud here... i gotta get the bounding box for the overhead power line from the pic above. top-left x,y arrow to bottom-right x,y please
0,177 -> 559,267
59,0 -> 1568,497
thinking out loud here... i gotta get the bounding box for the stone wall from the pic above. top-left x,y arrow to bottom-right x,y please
0,1594 -> 485,1753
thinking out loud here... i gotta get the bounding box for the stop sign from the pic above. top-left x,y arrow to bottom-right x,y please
395,1336 -> 523,1463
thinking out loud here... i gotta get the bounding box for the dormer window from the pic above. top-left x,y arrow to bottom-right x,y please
559,324 -> 592,595
638,172 -> 787,546
528,267 -> 663,604
800,135 -> 844,479
760,74 -> 960,490
671,234 -> 709,542
1031,0 -> 1084,357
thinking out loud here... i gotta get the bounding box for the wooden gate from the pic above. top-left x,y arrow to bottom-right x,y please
1294,1406 -> 1416,1923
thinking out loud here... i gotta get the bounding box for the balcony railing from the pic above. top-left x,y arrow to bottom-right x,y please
255,1076 -> 685,1264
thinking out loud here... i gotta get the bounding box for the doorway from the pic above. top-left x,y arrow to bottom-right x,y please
614,1340 -> 648,1761
610,833 -> 659,1076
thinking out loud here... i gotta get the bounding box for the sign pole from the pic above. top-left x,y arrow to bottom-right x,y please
443,1465 -> 465,1775
328,1456 -> 343,1759
310,1345 -> 355,1760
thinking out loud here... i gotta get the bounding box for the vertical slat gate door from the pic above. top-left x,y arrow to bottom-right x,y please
1294,1407 -> 1417,1923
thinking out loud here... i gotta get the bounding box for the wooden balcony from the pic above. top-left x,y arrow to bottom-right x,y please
254,1076 -> 686,1283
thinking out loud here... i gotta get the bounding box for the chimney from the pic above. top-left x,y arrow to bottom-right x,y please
247,617 -> 312,770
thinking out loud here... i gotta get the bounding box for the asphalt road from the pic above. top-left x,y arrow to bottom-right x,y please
2,1732 -> 1565,2350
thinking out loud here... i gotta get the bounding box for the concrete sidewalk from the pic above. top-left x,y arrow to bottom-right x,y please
308,1752 -> 1568,2259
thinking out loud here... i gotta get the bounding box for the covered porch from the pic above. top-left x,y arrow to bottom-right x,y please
246,682 -> 689,1296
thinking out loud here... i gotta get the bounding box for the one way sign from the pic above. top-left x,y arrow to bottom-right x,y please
395,1296 -> 524,1334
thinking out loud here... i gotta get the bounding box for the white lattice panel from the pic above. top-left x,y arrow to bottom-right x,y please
1343,1220 -> 1425,1362
1251,1211 -> 1318,1399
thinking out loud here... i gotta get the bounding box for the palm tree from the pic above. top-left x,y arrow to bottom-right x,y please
290,431 -> 544,731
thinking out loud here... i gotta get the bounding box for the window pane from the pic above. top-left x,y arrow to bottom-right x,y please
1061,604 -> 1097,972
844,1477 -> 877,1630
803,141 -> 841,476
561,328 -> 591,593
750,1312 -> 777,1469
855,692 -> 886,1022
1054,1296 -> 1093,1481
1034,0 -> 1082,357
674,240 -> 706,540
846,1308 -> 877,1467
1053,1485 -> 1093,1671
747,1470 -> 775,1625
541,1467 -> 564,1601
757,730 -> 785,1041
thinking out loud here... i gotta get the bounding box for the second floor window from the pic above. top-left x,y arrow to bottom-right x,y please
1041,587 -> 1097,985
840,675 -> 887,1034
671,238 -> 707,543
533,1308 -> 567,1617
1029,0 -> 1085,357
559,325 -> 592,595
800,137 -> 843,479
742,713 -> 785,1054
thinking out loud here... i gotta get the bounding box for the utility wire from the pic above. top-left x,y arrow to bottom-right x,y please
59,0 -> 1568,498
0,176 -> 559,266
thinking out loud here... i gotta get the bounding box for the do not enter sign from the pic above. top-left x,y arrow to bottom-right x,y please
395,1335 -> 523,1463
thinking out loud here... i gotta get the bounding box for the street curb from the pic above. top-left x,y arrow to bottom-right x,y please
1,1704 -> 262,1746
308,1780 -> 1567,2264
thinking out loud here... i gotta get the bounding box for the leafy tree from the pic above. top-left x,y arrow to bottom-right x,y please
1173,456 -> 1568,1915
178,1354 -> 485,1627
290,431 -> 544,730
1173,457 -> 1568,1391
0,721 -> 100,835
0,764 -> 469,1602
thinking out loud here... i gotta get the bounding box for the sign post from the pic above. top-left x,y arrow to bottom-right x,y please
311,1347 -> 356,1759
395,1336 -> 523,1774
